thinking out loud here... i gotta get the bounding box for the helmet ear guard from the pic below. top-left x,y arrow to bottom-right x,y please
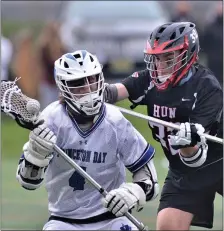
144,22 -> 200,90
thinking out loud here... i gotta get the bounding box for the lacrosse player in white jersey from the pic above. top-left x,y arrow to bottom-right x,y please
16,50 -> 159,230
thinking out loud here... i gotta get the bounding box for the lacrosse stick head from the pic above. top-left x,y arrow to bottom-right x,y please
1,79 -> 42,130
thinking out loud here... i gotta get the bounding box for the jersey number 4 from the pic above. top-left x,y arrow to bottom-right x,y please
69,166 -> 86,191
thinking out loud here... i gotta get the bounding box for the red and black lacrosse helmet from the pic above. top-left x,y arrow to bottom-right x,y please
144,22 -> 200,90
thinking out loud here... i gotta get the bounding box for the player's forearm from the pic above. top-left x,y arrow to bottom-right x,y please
179,144 -> 208,167
132,159 -> 159,201
115,83 -> 129,101
179,145 -> 199,157
16,157 -> 46,190
105,83 -> 129,104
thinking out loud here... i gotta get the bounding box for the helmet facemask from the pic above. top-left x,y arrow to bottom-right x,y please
144,49 -> 188,89
56,72 -> 105,116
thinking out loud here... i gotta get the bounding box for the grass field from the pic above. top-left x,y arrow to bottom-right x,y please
1,100 -> 223,230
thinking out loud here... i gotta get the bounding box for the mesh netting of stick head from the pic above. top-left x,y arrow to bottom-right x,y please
1,80 -> 40,122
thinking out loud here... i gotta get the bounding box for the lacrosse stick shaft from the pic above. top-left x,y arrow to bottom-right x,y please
53,145 -> 148,231
111,104 -> 223,145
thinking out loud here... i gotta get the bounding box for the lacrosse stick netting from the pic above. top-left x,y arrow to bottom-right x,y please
1,79 -> 41,123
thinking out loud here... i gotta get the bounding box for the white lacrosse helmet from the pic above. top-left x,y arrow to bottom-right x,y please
54,50 -> 105,116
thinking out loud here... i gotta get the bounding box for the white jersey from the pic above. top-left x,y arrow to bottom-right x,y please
40,101 -> 155,219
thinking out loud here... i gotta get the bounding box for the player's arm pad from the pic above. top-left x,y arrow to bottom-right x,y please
179,144 -> 208,167
16,156 -> 46,190
104,83 -> 118,104
132,158 -> 159,201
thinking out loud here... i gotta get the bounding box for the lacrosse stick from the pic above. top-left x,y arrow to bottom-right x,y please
1,80 -> 149,231
108,104 -> 223,145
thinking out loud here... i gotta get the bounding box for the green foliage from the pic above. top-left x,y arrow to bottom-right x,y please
2,20 -> 44,39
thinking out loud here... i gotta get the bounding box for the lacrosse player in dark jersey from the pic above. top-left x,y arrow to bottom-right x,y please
104,22 -> 223,230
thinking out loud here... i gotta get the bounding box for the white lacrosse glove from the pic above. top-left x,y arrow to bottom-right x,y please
168,122 -> 208,167
24,124 -> 56,167
168,122 -> 207,150
102,183 -> 146,217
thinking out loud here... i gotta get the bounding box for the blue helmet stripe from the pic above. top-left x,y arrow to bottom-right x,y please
65,53 -> 76,60
81,50 -> 87,59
